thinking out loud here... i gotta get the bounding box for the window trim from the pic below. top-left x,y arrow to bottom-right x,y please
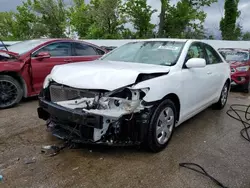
31,41 -> 74,58
203,43 -> 223,65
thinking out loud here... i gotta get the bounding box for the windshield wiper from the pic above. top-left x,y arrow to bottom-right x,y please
0,38 -> 9,52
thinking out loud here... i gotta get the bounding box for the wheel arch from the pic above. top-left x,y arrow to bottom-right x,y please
162,93 -> 181,122
0,71 -> 28,97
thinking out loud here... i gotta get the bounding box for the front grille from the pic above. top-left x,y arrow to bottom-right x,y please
49,84 -> 96,102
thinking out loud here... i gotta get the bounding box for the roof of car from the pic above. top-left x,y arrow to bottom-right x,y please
218,47 -> 250,52
133,38 -> 188,42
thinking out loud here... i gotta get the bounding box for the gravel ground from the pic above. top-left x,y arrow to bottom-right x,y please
1,92 -> 250,188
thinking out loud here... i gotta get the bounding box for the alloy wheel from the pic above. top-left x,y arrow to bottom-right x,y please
221,84 -> 228,106
0,80 -> 18,108
156,107 -> 175,145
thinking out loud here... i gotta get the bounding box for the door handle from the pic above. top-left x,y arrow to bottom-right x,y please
207,71 -> 212,75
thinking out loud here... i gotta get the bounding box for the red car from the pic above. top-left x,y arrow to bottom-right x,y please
0,38 -> 107,109
218,48 -> 250,93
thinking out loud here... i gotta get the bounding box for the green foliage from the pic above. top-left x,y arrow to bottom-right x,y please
1,0 -> 244,41
32,0 -> 68,38
162,0 -> 217,39
0,0 -> 68,40
0,12 -> 16,40
158,0 -> 169,37
220,0 -> 241,40
121,0 -> 157,38
85,0 -> 125,39
69,0 -> 90,38
242,32 -> 250,41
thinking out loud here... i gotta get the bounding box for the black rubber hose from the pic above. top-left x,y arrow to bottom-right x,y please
179,103 -> 250,188
179,163 -> 228,188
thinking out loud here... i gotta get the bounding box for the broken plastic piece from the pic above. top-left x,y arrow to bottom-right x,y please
41,145 -> 62,157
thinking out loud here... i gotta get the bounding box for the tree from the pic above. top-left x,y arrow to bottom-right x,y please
158,0 -> 169,37
242,32 -> 250,41
32,0 -> 68,38
89,0 -> 125,39
220,0 -> 241,40
0,12 -> 16,40
162,0 -> 217,39
69,0 -> 92,38
122,0 -> 157,38
14,0 -> 44,39
76,0 -> 125,39
0,0 -> 43,40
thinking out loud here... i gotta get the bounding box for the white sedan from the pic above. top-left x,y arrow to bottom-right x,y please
38,39 -> 231,152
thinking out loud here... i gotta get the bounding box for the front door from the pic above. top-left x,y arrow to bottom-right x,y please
31,42 -> 73,93
180,42 -> 212,119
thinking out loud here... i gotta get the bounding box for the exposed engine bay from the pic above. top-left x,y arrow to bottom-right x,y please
0,54 -> 11,61
38,82 -> 154,145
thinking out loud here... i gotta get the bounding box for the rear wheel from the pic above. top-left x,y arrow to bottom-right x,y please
0,75 -> 23,109
147,99 -> 176,152
213,82 -> 229,110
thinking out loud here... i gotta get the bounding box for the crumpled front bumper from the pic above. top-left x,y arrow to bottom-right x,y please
37,98 -> 103,129
37,89 -> 151,145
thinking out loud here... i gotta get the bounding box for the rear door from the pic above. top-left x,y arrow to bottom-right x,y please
203,43 -> 225,99
31,41 -> 73,92
71,42 -> 105,62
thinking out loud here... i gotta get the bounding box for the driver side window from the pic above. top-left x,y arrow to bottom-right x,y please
32,42 -> 72,57
186,43 -> 205,61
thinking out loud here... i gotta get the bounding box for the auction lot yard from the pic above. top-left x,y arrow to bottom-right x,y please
1,92 -> 250,188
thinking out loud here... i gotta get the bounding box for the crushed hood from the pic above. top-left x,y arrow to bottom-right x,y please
50,60 -> 170,90
0,50 -> 19,58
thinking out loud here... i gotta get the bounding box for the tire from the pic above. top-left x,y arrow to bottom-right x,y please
147,99 -> 176,153
213,82 -> 229,110
243,81 -> 250,93
0,75 -> 23,109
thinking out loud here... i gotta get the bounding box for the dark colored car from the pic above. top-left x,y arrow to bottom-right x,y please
0,38 -> 107,109
100,46 -> 117,52
218,48 -> 250,92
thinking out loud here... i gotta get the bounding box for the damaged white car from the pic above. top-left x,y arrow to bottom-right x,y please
37,39 -> 231,152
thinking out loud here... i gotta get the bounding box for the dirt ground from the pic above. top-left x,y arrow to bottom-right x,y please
1,92 -> 250,188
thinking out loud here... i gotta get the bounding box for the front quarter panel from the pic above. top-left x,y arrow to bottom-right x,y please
132,70 -> 183,103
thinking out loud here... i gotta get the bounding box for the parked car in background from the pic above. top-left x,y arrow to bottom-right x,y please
38,39 -> 231,152
218,48 -> 250,92
0,38 -> 107,109
100,46 -> 117,52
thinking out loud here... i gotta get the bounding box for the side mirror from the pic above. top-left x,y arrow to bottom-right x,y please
186,58 -> 206,68
35,51 -> 51,60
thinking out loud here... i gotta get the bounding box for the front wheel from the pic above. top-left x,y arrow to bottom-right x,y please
213,82 -> 229,110
0,75 -> 23,109
147,99 -> 176,152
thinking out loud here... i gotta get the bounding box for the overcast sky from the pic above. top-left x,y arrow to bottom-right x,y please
0,0 -> 250,37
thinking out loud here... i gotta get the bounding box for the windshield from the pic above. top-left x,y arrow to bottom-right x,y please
7,39 -> 50,55
100,41 -> 185,66
219,50 -> 249,62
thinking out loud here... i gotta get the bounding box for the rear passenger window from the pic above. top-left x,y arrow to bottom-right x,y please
204,44 -> 223,64
74,43 -> 98,56
95,48 -> 106,55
